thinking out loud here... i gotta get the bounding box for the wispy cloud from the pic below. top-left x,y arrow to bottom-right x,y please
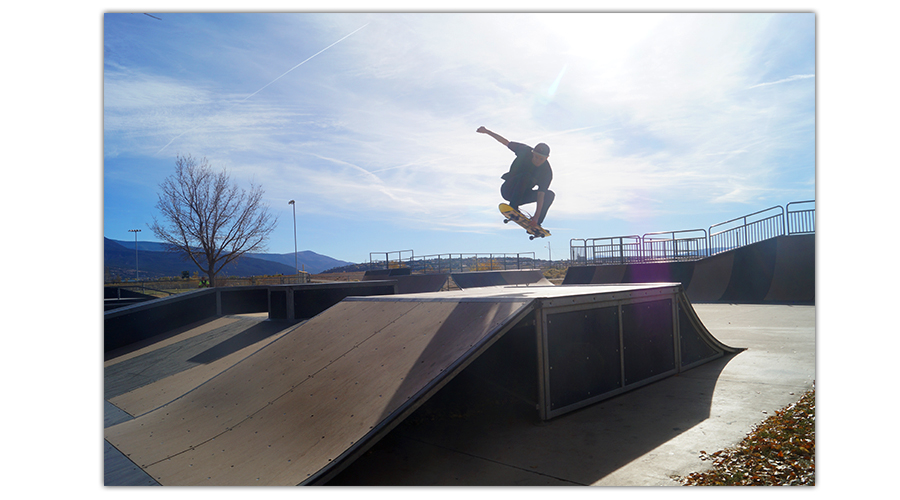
104,13 -> 815,259
153,23 -> 370,156
748,74 -> 815,89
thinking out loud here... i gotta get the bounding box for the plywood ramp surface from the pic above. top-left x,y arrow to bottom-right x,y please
109,324 -> 296,418
105,297 -> 532,485
104,317 -> 241,367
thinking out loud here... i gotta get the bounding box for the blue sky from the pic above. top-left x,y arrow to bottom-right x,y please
103,12 -> 815,264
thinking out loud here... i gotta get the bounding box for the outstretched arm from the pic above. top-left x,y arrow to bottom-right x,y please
477,126 -> 509,147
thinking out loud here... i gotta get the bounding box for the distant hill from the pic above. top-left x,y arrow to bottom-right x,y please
320,262 -> 375,274
105,238 -> 355,279
248,251 -> 354,274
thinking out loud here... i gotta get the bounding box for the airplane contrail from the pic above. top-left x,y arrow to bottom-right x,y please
747,74 -> 815,89
156,23 -> 370,156
240,23 -> 370,102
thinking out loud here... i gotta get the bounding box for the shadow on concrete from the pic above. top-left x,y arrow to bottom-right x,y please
327,350 -> 740,485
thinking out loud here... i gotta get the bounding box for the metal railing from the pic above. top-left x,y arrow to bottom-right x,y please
787,200 -> 816,235
569,236 -> 642,265
570,230 -> 707,265
709,205 -> 784,255
570,200 -> 815,265
642,229 -> 708,262
369,251 -> 538,274
369,250 -> 415,270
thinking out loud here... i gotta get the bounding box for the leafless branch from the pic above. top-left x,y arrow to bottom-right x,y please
150,155 -> 277,285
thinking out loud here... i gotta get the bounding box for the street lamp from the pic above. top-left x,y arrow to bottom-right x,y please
288,200 -> 298,283
128,229 -> 141,282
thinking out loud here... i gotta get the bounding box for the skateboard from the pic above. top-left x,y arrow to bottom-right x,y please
499,203 -> 551,240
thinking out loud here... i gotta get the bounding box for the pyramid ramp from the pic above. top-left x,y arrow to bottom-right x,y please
105,295 -> 535,485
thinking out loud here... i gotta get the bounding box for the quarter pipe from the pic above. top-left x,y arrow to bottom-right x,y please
563,234 -> 814,303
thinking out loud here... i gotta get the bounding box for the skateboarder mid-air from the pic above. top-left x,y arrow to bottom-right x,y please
477,126 -> 555,230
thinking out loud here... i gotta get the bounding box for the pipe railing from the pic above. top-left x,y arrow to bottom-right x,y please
371,201 -> 815,270
570,231 -> 707,265
369,251 -> 538,274
641,229 -> 709,263
369,250 -> 415,270
709,205 -> 784,255
569,235 -> 642,265
787,200 -> 816,235
570,200 -> 815,266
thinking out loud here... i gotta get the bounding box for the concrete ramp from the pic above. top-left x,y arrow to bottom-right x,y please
105,296 -> 535,486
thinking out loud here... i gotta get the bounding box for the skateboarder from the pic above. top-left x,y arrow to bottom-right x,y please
477,126 -> 555,228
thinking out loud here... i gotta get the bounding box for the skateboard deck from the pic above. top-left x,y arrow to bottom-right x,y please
499,203 -> 551,240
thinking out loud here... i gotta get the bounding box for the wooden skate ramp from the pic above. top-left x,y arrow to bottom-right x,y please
105,296 -> 534,486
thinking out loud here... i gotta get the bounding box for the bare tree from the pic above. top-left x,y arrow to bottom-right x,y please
150,155 -> 277,286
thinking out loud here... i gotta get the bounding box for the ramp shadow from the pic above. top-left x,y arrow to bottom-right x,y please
186,320 -> 293,364
327,333 -> 739,486
105,317 -> 298,400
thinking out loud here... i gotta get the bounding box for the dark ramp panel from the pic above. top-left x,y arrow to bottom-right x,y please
538,284 -> 739,419
287,281 -> 397,320
451,269 -> 552,289
720,238 -> 778,303
545,305 -> 622,412
676,292 -> 735,367
624,262 -> 695,288
621,299 -> 676,386
104,296 -> 533,486
562,264 -> 627,285
563,235 -> 814,304
363,268 -> 412,278
363,272 -> 450,294
686,250 -> 734,302
765,234 -> 815,303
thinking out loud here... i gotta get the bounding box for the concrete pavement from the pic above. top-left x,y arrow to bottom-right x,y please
326,303 -> 815,486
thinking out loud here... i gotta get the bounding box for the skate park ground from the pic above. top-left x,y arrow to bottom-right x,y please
325,302 -> 815,486
103,297 -> 814,486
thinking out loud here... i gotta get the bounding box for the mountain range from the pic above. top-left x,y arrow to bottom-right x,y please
105,238 -> 355,279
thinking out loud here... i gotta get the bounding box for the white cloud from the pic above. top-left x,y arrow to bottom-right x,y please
104,13 -> 815,248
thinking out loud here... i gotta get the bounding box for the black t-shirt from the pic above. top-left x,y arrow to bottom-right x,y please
505,142 -> 552,192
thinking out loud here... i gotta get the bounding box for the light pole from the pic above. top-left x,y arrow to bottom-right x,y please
128,229 -> 141,282
288,200 -> 298,283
